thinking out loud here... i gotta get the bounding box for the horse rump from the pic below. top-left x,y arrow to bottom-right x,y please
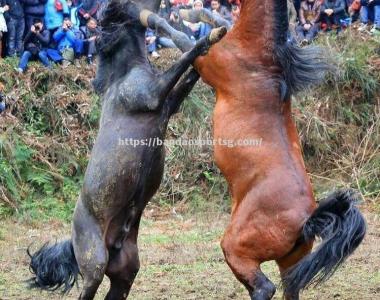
282,189 -> 366,296
27,239 -> 80,293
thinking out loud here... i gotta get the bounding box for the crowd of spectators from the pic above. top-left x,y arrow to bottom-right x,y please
290,0 -> 380,44
0,0 -> 378,73
147,0 -> 240,58
0,0 -> 103,72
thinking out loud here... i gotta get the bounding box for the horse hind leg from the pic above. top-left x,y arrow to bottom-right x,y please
221,233 -> 276,300
105,226 -> 140,300
72,199 -> 108,300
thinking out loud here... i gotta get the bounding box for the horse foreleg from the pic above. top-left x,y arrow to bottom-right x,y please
179,8 -> 232,30
163,68 -> 200,116
72,199 -> 108,300
140,10 -> 194,52
153,27 -> 226,101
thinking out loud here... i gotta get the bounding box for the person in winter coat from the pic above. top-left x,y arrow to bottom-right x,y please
0,0 -> 9,57
22,0 -> 47,31
358,0 -> 380,33
296,0 -> 322,43
79,17 -> 99,64
67,0 -> 80,28
16,18 -> 50,72
320,0 -> 347,31
210,0 -> 232,23
77,0 -> 99,26
53,17 -> 80,66
44,0 -> 69,32
6,0 -> 25,56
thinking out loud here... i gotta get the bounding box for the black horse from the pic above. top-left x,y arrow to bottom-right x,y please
27,0 -> 226,299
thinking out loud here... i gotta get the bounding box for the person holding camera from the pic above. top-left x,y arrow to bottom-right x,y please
16,18 -> 51,72
53,17 -> 81,67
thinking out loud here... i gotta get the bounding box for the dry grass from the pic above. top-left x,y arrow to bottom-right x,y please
0,206 -> 379,299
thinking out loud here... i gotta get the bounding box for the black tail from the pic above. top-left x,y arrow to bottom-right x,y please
282,189 -> 366,296
28,239 -> 80,292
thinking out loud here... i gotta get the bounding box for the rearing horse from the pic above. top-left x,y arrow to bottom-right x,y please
27,0 -> 226,299
180,0 -> 366,299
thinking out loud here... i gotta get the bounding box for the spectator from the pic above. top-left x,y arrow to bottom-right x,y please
183,0 -> 212,40
0,82 -> 5,112
231,4 -> 240,23
358,0 -> 380,34
0,0 -> 9,58
296,0 -> 322,44
6,0 -> 25,56
159,0 -> 171,20
294,0 -> 302,14
169,0 -> 191,8
320,0 -> 347,31
145,28 -> 160,58
204,0 -> 231,9
16,18 -> 50,72
23,0 -> 47,31
168,7 -> 194,39
348,0 -> 361,21
78,0 -> 100,26
67,0 -> 80,28
45,0 -> 69,33
228,0 -> 241,8
79,17 -> 99,64
210,0 -> 232,23
154,0 -> 177,48
53,17 -> 80,66
288,0 -> 297,39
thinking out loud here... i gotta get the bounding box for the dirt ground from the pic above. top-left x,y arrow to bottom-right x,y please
0,206 -> 379,300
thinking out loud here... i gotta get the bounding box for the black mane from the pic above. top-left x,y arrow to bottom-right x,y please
93,0 -> 148,95
273,0 -> 331,100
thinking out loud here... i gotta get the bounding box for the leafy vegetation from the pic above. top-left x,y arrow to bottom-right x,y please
0,29 -> 379,221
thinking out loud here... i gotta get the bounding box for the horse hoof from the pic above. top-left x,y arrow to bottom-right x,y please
209,26 -> 227,45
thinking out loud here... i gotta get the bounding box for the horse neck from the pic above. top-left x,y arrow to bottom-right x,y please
95,28 -> 148,94
232,0 -> 288,62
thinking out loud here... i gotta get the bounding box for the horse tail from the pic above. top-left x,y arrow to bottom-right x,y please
27,239 -> 80,292
274,0 -> 332,100
282,189 -> 366,296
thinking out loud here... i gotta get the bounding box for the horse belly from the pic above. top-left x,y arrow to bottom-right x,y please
81,117 -> 165,221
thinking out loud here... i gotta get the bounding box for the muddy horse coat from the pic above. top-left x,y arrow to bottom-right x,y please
27,0 -> 226,299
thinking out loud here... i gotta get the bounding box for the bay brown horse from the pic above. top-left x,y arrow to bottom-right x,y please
27,0 -> 226,299
180,0 -> 366,299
